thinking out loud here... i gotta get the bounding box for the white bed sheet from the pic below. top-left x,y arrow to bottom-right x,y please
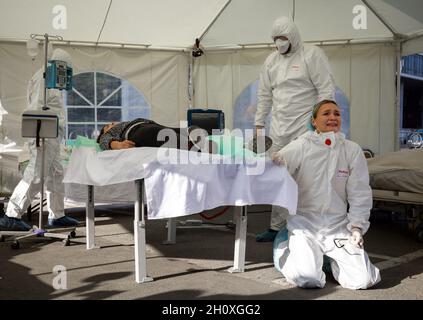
64,147 -> 298,219
65,182 -> 137,203
367,149 -> 423,194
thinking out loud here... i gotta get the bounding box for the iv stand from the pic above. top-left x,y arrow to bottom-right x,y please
0,34 -> 76,249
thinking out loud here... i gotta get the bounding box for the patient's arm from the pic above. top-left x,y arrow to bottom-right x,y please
110,140 -> 136,150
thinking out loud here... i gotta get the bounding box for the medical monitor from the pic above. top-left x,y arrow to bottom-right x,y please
46,60 -> 73,90
187,109 -> 225,135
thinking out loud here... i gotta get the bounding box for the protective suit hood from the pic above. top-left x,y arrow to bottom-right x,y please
271,16 -> 302,54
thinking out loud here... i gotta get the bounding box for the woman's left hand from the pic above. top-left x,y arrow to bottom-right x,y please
349,227 -> 364,248
271,152 -> 285,166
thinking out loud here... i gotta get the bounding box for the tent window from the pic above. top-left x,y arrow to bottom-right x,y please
233,80 -> 350,139
65,71 -> 151,140
401,78 -> 423,129
399,54 -> 423,149
233,80 -> 270,139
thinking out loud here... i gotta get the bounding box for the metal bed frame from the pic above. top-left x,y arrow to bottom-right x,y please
372,189 -> 423,242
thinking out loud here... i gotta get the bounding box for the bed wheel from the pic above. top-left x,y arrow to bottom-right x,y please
70,231 -> 76,238
63,237 -> 71,246
11,241 -> 20,250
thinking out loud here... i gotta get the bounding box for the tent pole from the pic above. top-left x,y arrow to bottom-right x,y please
361,0 -> 402,38
95,0 -> 113,46
395,41 -> 402,151
198,0 -> 232,42
188,55 -> 194,109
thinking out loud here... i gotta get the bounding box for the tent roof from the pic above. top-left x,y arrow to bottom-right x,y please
0,0 -> 229,49
201,0 -> 423,48
0,0 -> 422,50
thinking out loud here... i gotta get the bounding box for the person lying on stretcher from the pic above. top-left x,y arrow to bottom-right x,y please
97,118 -> 273,156
96,118 -> 216,152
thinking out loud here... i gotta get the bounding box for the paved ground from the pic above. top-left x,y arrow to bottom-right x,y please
0,204 -> 422,300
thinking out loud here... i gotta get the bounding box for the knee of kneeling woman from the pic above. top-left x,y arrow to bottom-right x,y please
340,272 -> 381,290
283,268 -> 326,289
296,276 -> 326,289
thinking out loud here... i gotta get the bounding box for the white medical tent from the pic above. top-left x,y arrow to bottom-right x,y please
1,0 -> 423,155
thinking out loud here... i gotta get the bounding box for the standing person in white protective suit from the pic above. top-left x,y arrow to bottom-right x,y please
255,16 -> 335,242
272,100 -> 381,289
0,48 -> 79,231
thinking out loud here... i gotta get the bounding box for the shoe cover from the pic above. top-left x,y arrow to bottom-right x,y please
256,228 -> 278,242
273,227 -> 289,273
0,214 -> 31,231
47,216 -> 79,228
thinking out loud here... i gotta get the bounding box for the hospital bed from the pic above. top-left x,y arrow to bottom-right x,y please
0,151 -> 26,195
0,152 -> 25,213
367,148 -> 423,241
63,146 -> 298,283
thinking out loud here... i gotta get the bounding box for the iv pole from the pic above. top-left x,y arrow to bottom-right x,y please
0,34 -> 76,249
38,33 -> 61,230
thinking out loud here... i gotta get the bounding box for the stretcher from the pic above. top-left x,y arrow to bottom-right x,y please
368,149 -> 423,241
63,146 -> 298,283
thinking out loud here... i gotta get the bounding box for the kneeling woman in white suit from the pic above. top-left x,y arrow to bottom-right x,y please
272,99 -> 381,290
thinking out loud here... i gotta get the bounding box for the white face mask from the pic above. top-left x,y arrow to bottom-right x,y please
275,39 -> 290,54
319,131 -> 337,148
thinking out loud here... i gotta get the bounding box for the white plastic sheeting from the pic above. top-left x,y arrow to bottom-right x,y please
0,43 -> 189,147
192,44 -> 396,154
0,0 -> 422,156
0,40 -> 396,155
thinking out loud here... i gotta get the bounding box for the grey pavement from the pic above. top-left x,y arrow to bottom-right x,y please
0,204 -> 422,300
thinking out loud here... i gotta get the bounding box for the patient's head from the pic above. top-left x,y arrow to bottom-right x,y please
103,122 -> 119,133
96,122 -> 120,143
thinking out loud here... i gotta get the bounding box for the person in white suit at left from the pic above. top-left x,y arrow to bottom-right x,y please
0,48 -> 79,231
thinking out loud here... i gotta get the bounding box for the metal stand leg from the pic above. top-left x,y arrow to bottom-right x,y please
134,179 -> 153,283
163,218 -> 177,244
39,138 -> 45,229
86,185 -> 97,249
229,206 -> 247,273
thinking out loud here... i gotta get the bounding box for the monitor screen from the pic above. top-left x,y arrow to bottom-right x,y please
188,109 -> 224,135
192,113 -> 219,135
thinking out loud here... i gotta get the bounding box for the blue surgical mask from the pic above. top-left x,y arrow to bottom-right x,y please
275,39 -> 290,54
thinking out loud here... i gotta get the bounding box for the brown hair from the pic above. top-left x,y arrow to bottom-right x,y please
312,99 -> 338,119
96,126 -> 106,144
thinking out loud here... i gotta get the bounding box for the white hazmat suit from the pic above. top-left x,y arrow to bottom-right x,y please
255,16 -> 335,233
5,49 -> 72,223
273,130 -> 381,289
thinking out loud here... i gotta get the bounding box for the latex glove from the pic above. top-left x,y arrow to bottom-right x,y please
349,227 -> 364,248
271,152 -> 285,166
